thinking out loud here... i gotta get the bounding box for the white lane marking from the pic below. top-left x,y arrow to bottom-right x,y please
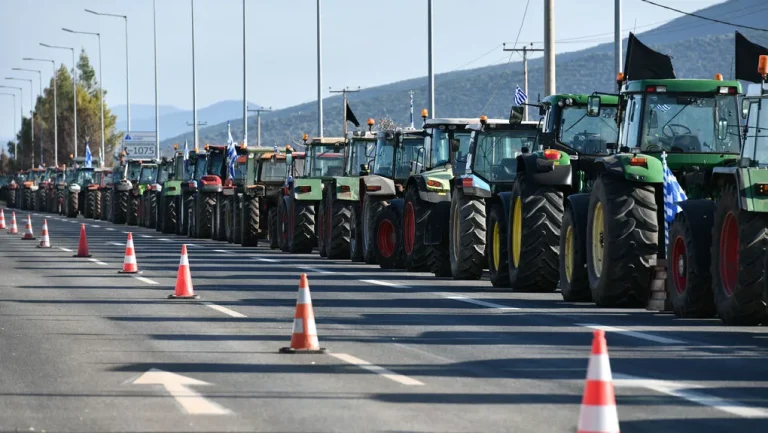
106,227 -> 115,231
329,353 -> 424,386
201,302 -> 247,318
442,293 -> 519,310
614,373 -> 768,418
122,231 -> 130,234
158,238 -> 172,242
298,266 -> 335,274
577,323 -> 686,345
186,243 -> 199,248
133,275 -> 159,285
132,369 -> 232,415
141,235 -> 153,238
360,279 -> 410,289
251,256 -> 279,263
213,249 -> 235,254
59,247 -> 73,252
88,258 -> 108,266
108,242 -> 125,246
92,224 -> 100,228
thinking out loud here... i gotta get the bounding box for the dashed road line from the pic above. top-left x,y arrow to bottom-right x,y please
88,258 -> 108,266
251,256 -> 278,263
201,302 -> 247,318
141,235 -> 153,238
158,238 -> 172,242
329,353 -> 424,386
213,249 -> 235,254
442,294 -> 519,310
105,227 -> 115,231
360,279 -> 410,289
132,275 -> 159,285
58,247 -> 73,252
576,323 -> 686,345
298,266 -> 335,274
108,242 -> 125,246
91,224 -> 100,228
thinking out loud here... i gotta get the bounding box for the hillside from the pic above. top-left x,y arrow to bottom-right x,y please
160,0 -> 768,153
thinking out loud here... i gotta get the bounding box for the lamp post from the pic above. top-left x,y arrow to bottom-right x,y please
22,57 -> 57,166
5,78 -> 35,164
40,43 -> 77,159
0,86 -> 25,164
191,0 -> 199,150
84,8 -> 130,132
0,93 -> 17,160
12,68 -> 42,164
62,28 -> 103,166
248,107 -> 272,147
153,0 -> 159,157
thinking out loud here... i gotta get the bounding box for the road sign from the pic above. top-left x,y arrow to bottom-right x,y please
122,131 -> 158,160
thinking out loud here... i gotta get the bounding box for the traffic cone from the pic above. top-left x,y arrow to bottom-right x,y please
280,273 -> 326,354
168,244 -> 199,299
576,330 -> 620,433
21,215 -> 36,240
0,209 -> 6,230
73,224 -> 92,257
7,212 -> 17,234
37,219 -> 51,248
118,232 -> 140,273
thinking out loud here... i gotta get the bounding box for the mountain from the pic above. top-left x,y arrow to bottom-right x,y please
115,100 -> 260,142
161,0 -> 768,153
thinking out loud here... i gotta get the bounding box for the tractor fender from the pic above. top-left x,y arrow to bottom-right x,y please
673,199 -> 716,270
457,174 -> 492,199
595,153 -> 663,184
424,200 -> 451,245
492,191 -> 514,219
516,151 -> 572,187
413,175 -> 452,203
363,175 -> 399,200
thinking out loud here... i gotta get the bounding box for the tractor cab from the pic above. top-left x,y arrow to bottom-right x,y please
301,136 -> 347,180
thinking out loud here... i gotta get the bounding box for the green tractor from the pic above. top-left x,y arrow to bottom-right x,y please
63,158 -> 100,218
221,146 -> 272,246
181,149 -> 210,237
583,76 -> 750,321
363,128 -> 425,267
276,148 -> 310,253
317,129 -> 377,260
449,114 -> 539,280
257,149 -> 294,249
158,145 -> 186,234
140,160 -> 169,229
279,136 -> 345,254
84,168 -> 108,219
110,158 -> 147,225
130,162 -> 157,226
400,113 -> 475,275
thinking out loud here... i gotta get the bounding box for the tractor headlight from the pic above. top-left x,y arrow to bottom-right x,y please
69,184 -> 81,193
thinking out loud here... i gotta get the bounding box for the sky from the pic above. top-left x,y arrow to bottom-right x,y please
0,0 -> 725,142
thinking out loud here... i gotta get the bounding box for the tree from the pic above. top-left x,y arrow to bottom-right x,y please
77,49 -> 97,92
0,149 -> 10,175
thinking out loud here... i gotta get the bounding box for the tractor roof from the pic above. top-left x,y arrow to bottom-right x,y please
622,78 -> 741,94
346,130 -> 377,140
542,93 -> 619,106
259,152 -> 288,160
424,118 -> 479,127
305,137 -> 345,145
467,120 -> 539,132
745,82 -> 768,97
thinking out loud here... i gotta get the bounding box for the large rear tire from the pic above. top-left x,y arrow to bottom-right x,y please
375,205 -> 405,269
586,175 -> 657,307
403,186 -> 430,271
242,196 -> 260,247
289,199 -> 316,254
560,205 -> 591,302
449,192 -> 486,280
711,183 -> 768,325
362,195 -> 384,264
198,193 -> 215,239
163,196 -> 178,234
127,194 -> 139,226
507,177 -> 563,292
67,192 -> 79,218
85,191 -> 95,219
268,207 -> 279,249
148,192 -> 158,229
115,191 -> 128,224
233,196 -> 243,245
349,204 -> 363,262
487,203 -> 510,287
327,190 -> 352,260
94,191 -> 102,220
7,189 -> 16,208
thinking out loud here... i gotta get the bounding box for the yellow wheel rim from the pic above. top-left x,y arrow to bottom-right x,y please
492,221 -> 501,270
592,202 -> 604,278
564,225 -> 574,283
512,196 -> 522,267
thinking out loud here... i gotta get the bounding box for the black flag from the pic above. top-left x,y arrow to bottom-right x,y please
346,101 -> 360,127
735,31 -> 768,83
624,32 -> 676,80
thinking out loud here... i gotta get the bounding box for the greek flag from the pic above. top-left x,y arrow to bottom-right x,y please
409,91 -> 414,128
183,138 -> 190,173
514,85 -> 528,106
662,151 -> 687,247
85,141 -> 93,168
226,121 -> 237,179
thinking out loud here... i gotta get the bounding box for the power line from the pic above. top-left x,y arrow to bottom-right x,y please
639,0 -> 768,32
481,0 -> 531,114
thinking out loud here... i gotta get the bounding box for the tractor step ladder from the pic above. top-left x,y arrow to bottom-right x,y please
646,259 -> 671,312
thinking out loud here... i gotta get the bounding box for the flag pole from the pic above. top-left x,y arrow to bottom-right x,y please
330,86 -> 360,136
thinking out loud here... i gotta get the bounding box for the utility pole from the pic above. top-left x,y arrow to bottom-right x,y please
316,0 -> 323,137
248,107 -> 272,147
191,0 -> 199,150
502,44 -> 543,121
329,86 -> 360,136
427,0 -> 435,118
409,90 -> 414,128
186,121 -> 207,149
544,0 -> 556,96
242,0 -> 247,144
615,0 -> 622,76
153,0 -> 160,158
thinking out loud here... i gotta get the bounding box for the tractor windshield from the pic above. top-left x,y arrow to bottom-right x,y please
347,139 -> 376,176
743,97 -> 768,165
396,136 -> 425,179
372,137 -> 395,177
157,165 -> 170,184
472,130 -> 538,182
126,161 -> 142,181
259,158 -> 287,182
74,168 -> 94,185
208,151 -> 225,177
139,166 -> 157,184
235,156 -> 248,181
433,129 -> 472,171
639,94 -> 740,153
92,171 -> 102,185
560,105 -> 618,154
194,157 -> 208,180
307,144 -> 344,177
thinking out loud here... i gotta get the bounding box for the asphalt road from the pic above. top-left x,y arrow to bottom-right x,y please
0,207 -> 766,433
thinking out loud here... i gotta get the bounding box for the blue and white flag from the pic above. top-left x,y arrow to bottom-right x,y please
514,85 -> 528,106
85,141 -> 93,168
226,121 -> 237,179
183,138 -> 190,173
662,151 -> 687,247
409,91 -> 414,128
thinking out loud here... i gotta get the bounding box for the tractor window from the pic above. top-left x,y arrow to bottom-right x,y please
373,137 -> 395,177
157,166 -> 170,184
743,99 -> 768,164
139,166 -> 156,183
472,130 -> 537,182
260,158 -> 287,182
235,159 -> 248,181
559,105 -> 618,154
308,145 -> 345,177
292,157 -> 306,178
431,129 -> 471,169
395,136 -> 425,179
208,151 -> 224,177
74,169 -> 94,185
126,162 -> 142,181
347,139 -> 376,176
639,94 -> 741,153
93,172 -> 102,185
194,158 -> 207,180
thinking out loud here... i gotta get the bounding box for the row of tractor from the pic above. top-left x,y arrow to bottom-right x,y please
8,55 -> 768,326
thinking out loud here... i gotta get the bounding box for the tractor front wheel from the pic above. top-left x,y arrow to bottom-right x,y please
242,196 -> 260,247
487,203 -> 510,287
326,190 -> 353,260
362,195 -> 384,264
448,191 -> 486,280
403,186 -> 431,271
375,205 -> 405,269
560,205 -> 590,302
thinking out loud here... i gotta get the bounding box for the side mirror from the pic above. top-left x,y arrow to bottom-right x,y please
539,105 -> 547,116
360,164 -> 369,175
742,99 -> 751,119
717,118 -> 729,140
509,106 -> 524,124
586,95 -> 601,117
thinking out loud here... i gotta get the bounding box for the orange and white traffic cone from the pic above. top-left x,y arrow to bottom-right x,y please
21,215 -> 36,240
7,212 -> 17,234
118,232 -> 140,273
280,273 -> 325,354
168,244 -> 199,299
0,209 -> 6,230
73,224 -> 92,257
37,219 -> 51,248
576,330 -> 620,433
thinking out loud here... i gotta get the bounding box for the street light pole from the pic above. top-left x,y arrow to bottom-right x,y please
153,0 -> 159,158
191,0 -> 199,150
39,44 -> 77,159
329,86 -> 360,136
316,0 -> 323,137
0,93 -> 17,160
12,68 -> 42,162
63,28 -> 103,167
427,0 -> 435,118
248,107 -> 272,147
23,58 -> 57,166
1,85 -> 26,165
5,78 -> 34,163
242,0 -> 247,144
